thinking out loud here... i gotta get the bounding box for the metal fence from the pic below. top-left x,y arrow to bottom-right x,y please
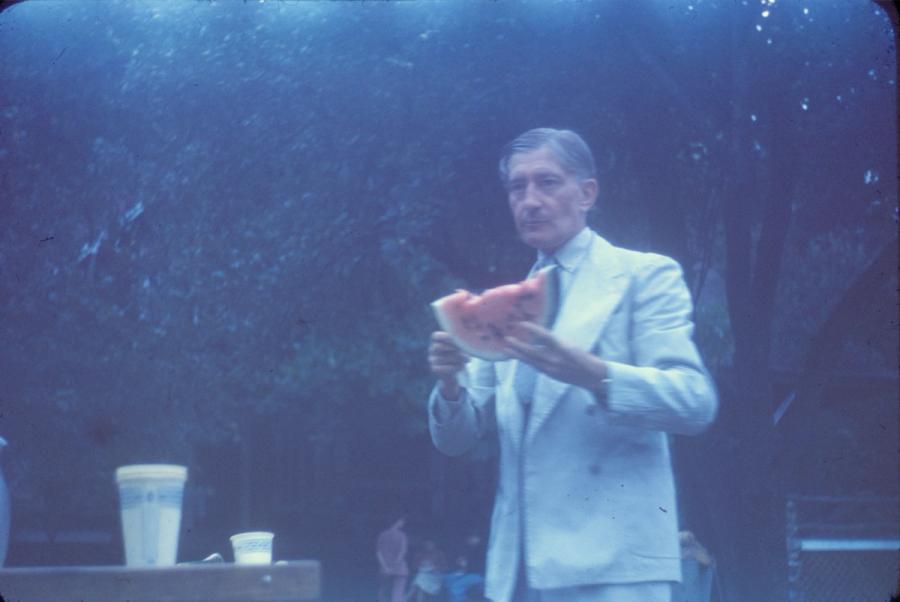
786,495 -> 900,602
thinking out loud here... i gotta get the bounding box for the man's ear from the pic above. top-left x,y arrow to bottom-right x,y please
579,179 -> 598,212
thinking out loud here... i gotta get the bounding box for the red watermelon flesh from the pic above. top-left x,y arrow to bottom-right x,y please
431,266 -> 559,361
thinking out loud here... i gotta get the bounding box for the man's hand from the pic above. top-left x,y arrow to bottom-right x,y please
504,322 -> 607,393
428,331 -> 469,400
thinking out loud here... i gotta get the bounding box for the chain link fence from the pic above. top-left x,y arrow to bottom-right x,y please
792,549 -> 897,602
787,496 -> 899,602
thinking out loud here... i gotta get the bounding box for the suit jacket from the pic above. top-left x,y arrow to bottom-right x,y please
429,230 -> 718,602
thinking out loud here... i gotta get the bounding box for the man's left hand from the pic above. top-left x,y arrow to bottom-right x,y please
504,322 -> 607,392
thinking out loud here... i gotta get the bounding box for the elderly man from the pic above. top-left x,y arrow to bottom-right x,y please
426,128 -> 718,602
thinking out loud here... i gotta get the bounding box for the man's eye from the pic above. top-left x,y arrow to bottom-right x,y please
539,178 -> 559,187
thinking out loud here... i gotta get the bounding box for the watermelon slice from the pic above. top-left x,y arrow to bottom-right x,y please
431,266 -> 559,361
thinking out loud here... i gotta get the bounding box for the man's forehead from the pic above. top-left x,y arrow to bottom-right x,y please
507,147 -> 567,178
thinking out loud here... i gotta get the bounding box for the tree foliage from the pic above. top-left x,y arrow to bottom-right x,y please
0,1 -> 895,598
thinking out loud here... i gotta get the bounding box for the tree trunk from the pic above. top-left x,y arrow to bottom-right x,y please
239,433 -> 252,531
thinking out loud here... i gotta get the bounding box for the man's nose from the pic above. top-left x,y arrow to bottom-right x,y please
521,183 -> 542,208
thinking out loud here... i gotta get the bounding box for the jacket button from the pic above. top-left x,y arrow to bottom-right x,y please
585,405 -> 598,416
589,464 -> 602,475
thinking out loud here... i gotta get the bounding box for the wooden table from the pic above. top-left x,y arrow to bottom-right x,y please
0,560 -> 321,602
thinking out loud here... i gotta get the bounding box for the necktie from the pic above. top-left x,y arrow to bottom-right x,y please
513,256 -> 557,405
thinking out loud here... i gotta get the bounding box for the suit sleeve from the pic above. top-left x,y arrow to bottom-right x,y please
602,256 -> 718,435
428,357 -> 497,456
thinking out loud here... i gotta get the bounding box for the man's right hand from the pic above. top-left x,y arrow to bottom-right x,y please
428,331 -> 469,400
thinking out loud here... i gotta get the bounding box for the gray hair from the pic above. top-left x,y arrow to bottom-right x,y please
498,128 -> 597,185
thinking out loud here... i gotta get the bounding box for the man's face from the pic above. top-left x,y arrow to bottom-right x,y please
506,147 -> 597,253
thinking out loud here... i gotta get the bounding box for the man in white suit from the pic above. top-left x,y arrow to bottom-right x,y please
427,128 -> 718,602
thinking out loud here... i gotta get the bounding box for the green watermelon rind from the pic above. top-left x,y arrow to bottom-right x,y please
431,265 -> 559,362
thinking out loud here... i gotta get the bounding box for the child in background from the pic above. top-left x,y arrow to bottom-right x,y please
407,539 -> 447,601
376,517 -> 409,602
443,551 -> 485,602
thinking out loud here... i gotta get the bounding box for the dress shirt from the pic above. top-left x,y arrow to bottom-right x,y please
534,226 -> 593,298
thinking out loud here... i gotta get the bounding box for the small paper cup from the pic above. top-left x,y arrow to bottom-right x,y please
230,531 -> 274,565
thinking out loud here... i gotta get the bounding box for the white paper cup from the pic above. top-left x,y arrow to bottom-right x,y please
230,531 -> 274,565
115,464 -> 188,567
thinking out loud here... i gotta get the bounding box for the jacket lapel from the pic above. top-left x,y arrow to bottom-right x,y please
525,233 -> 630,444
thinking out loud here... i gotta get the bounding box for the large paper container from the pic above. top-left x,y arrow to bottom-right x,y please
115,464 -> 187,567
